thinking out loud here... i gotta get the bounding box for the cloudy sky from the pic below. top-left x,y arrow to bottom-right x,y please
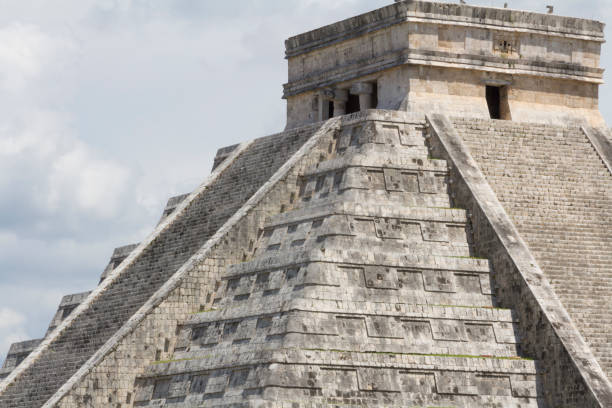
0,0 -> 610,366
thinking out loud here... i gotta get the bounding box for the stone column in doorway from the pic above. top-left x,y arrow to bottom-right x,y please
350,82 -> 374,111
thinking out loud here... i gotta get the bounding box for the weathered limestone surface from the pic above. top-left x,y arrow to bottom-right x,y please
99,244 -> 140,284
583,126 -> 612,175
0,124 -> 322,408
157,194 -> 190,226
45,292 -> 92,336
427,114 -> 612,407
0,340 -> 43,381
452,118 -> 612,381
212,144 -> 239,171
48,116 -> 339,408
123,111 -> 546,407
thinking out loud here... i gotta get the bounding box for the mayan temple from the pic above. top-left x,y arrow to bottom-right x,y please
1,0 -> 612,407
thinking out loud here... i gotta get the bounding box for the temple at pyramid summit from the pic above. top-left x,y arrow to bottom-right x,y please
1,0 -> 612,406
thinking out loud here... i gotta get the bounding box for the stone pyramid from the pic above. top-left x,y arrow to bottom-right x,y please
130,112 -> 543,407
1,1 -> 612,407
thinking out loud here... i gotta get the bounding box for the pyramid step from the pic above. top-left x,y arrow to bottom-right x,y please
172,328 -> 521,363
216,256 -> 494,308
173,301 -> 520,361
265,202 -> 467,230
216,284 -> 496,311
187,300 -> 514,326
227,396 -> 542,408
133,350 -> 540,407
298,188 -> 452,209
331,118 -> 429,151
298,165 -> 449,203
132,394 -> 543,408
257,210 -> 471,257
226,250 -> 491,278
139,350 -> 541,384
256,232 -> 472,260
303,144 -> 446,177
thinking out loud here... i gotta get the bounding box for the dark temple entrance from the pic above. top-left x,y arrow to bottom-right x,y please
486,85 -> 501,119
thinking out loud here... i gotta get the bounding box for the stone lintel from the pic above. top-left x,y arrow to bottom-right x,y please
321,88 -> 349,102
350,82 -> 374,95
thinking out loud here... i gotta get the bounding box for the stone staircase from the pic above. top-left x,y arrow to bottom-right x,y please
130,116 -> 544,407
0,124 -> 323,408
453,118 -> 612,381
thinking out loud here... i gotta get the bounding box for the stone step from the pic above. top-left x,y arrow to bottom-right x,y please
214,285 -> 496,312
297,166 -> 449,203
173,312 -> 521,361
132,350 -> 540,407
302,145 -> 445,177
453,117 -> 612,381
224,251 -> 492,279
192,396 -> 543,408
265,202 -> 467,231
257,210 -> 470,259
141,350 -> 540,379
296,188 -> 452,210
173,300 -> 520,360
186,300 -> 514,327
215,260 -> 496,310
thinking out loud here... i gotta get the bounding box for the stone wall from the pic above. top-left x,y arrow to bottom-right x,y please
156,194 -> 189,226
426,113 -> 612,407
99,244 -> 139,284
287,64 -> 603,130
453,118 -> 612,380
284,0 -> 604,129
286,1 -> 603,59
45,292 -> 92,336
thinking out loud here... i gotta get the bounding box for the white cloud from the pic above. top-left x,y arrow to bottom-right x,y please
0,23 -> 75,93
0,20 -> 133,222
0,308 -> 25,331
47,138 -> 130,218
0,108 -> 131,220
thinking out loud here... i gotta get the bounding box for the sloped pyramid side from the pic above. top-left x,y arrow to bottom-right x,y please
44,119 -> 341,407
0,122 -> 325,408
128,111 -> 544,407
452,119 -> 612,380
427,114 -> 612,407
